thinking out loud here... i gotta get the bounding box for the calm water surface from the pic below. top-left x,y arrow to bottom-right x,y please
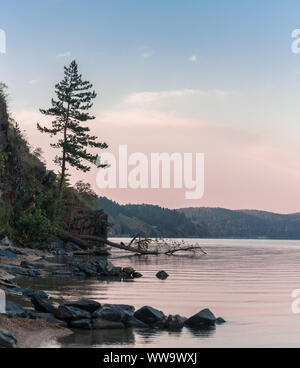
19,238 -> 300,348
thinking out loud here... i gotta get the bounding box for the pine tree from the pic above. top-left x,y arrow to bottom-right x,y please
37,60 -> 108,190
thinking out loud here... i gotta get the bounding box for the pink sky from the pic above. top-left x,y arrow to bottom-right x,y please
13,89 -> 300,214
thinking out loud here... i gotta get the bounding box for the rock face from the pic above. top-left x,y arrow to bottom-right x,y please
0,329 -> 18,348
184,308 -> 216,329
64,201 -> 107,245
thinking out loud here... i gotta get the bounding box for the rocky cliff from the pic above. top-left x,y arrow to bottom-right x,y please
0,85 -> 107,245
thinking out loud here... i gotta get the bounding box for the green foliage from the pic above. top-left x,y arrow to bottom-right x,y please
75,180 -> 97,207
10,188 -> 64,245
0,206 -> 13,238
15,209 -> 56,244
37,60 -> 108,189
0,152 -> 9,171
97,196 -> 209,238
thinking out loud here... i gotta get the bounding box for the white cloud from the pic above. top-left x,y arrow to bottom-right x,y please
56,51 -> 71,58
188,55 -> 197,62
28,79 -> 38,85
123,89 -> 228,106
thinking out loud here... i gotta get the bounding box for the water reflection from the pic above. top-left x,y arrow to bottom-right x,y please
57,328 -> 135,347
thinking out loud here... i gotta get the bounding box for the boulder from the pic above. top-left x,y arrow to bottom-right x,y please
30,295 -> 58,314
92,318 -> 125,330
25,309 -> 67,327
63,299 -> 101,313
133,272 -> 143,278
5,301 -> 26,318
216,317 -> 226,325
102,304 -> 135,313
94,258 -> 108,274
124,316 -> 149,329
69,319 -> 92,329
184,308 -> 216,329
55,305 -> 91,321
165,314 -> 187,330
134,306 -> 165,326
0,329 -> 18,348
122,267 -> 135,277
156,270 -> 169,280
92,307 -> 129,322
108,267 -> 123,277
4,266 -> 41,277
10,288 -> 49,300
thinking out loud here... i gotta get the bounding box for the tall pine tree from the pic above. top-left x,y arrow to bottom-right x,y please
37,60 -> 108,190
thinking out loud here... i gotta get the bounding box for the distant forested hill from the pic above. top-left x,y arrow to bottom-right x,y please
179,207 -> 300,239
96,197 -> 208,238
96,198 -> 300,239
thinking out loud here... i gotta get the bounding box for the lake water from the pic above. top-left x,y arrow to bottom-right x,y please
20,238 -> 300,348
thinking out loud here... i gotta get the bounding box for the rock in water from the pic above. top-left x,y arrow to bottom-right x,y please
0,329 -> 18,348
30,295 -> 58,314
55,305 -> 91,321
133,272 -> 143,278
184,308 -> 216,329
134,306 -> 165,325
216,317 -> 226,324
62,299 -> 101,313
156,270 -> 169,280
69,319 -> 92,329
165,314 -> 187,330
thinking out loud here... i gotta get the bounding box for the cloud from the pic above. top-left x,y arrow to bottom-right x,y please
28,79 -> 38,85
188,55 -> 197,62
123,89 -> 228,106
56,51 -> 71,58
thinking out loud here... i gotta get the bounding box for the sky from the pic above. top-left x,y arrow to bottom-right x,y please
1,0 -> 300,213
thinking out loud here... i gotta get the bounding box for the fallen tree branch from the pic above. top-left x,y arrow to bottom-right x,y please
80,235 -> 159,254
79,234 -> 207,256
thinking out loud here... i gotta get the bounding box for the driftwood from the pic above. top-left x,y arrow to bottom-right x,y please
79,234 -> 207,256
58,230 -> 207,255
